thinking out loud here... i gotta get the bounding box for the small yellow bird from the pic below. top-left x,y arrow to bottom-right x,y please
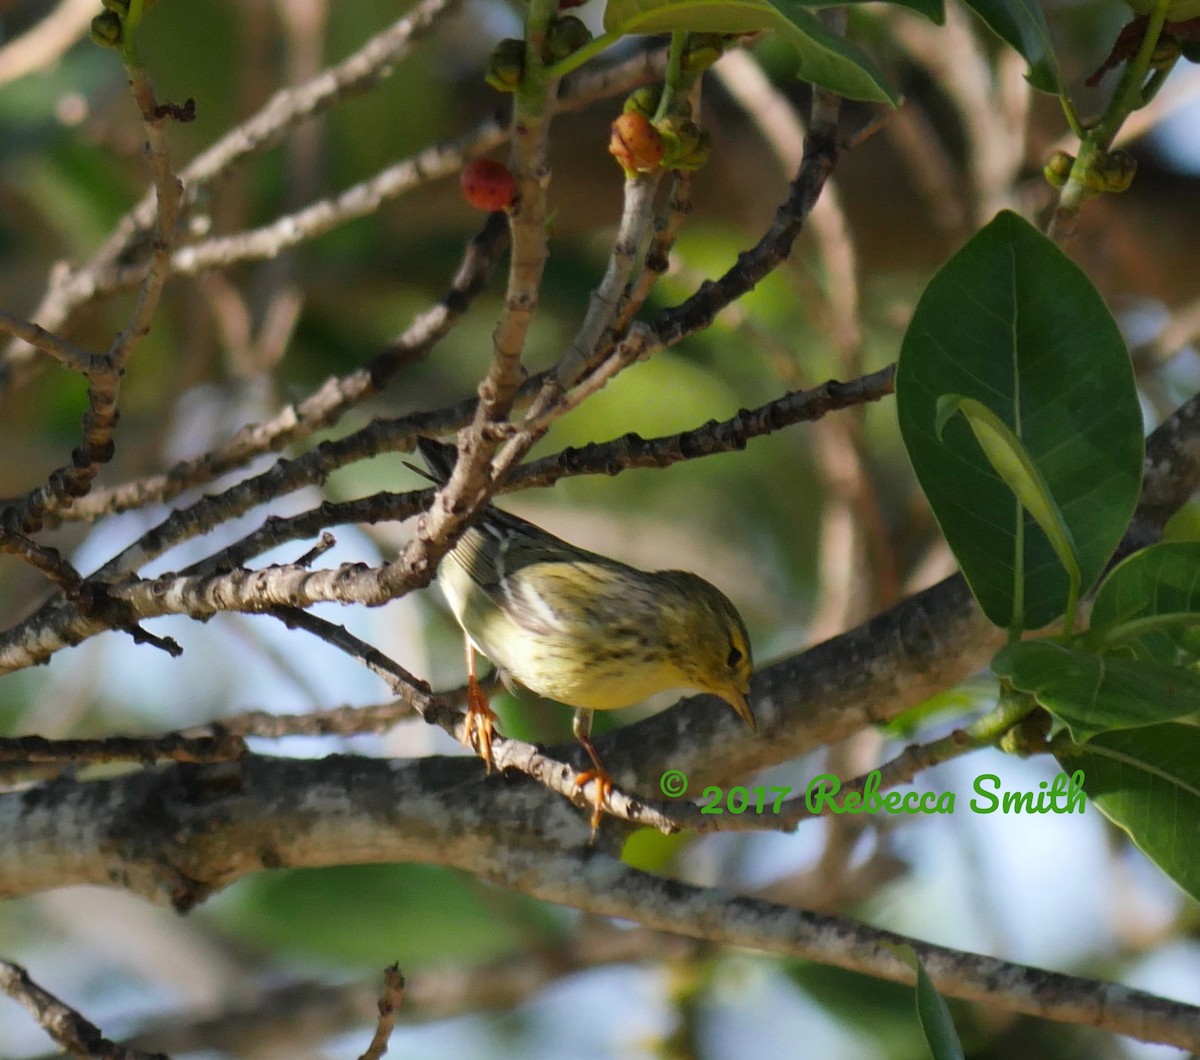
418,438 -> 756,831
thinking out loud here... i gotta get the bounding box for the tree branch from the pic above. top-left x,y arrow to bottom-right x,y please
0,958 -> 168,1060
2,756 -> 1197,1050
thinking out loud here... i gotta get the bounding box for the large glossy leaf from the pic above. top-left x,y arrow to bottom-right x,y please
896,211 -> 1143,632
771,3 -> 900,103
1056,724 -> 1200,904
1087,541 -> 1200,665
602,0 -> 901,102
959,0 -> 1063,93
993,640 -> 1200,742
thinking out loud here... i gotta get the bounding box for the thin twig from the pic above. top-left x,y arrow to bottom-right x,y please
550,172 -> 661,390
98,125 -> 512,289
0,532 -> 87,600
0,730 -> 246,767
58,213 -> 509,524
0,360 -> 890,674
358,964 -> 405,1060
0,310 -> 96,373
96,370 -> 896,621
1,46 -> 182,533
489,99 -> 843,481
0,958 -> 169,1060
0,0 -> 466,386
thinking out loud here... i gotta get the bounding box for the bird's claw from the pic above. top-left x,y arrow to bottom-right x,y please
463,677 -> 498,773
572,767 -> 613,840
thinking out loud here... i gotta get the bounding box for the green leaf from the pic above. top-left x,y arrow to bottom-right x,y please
603,0 -> 776,35
959,0 -> 1063,93
896,210 -> 1143,632
1056,724 -> 1200,904
914,957 -> 967,1060
884,945 -> 966,1060
994,640 -> 1200,742
936,394 -> 1081,596
769,3 -> 900,103
1087,542 -> 1200,665
888,950 -> 969,1056
601,0 -> 901,103
785,963 -> 941,1049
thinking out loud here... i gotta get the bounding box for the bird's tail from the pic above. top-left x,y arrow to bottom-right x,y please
415,437 -> 457,484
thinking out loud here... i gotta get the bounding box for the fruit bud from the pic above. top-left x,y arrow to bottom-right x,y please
1092,149 -> 1136,193
460,158 -> 517,211
546,16 -> 592,62
622,85 -> 662,119
657,118 -> 711,171
609,111 -> 665,175
485,38 -> 526,93
89,10 -> 123,48
1042,150 -> 1074,188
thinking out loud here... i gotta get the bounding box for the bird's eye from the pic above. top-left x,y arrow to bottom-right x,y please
727,646 -> 743,668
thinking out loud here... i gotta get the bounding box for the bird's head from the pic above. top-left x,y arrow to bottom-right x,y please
660,571 -> 756,731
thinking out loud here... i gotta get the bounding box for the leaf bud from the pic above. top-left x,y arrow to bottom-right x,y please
657,117 -> 711,171
622,85 -> 662,119
546,16 -> 593,62
485,38 -> 526,93
89,10 -> 124,48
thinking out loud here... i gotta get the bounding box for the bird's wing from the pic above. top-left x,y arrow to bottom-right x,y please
451,510 -> 624,638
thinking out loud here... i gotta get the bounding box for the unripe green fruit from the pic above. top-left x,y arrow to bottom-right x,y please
485,39 -> 526,93
1042,150 -> 1074,188
546,16 -> 592,62
1092,150 -> 1137,193
89,10 -> 123,47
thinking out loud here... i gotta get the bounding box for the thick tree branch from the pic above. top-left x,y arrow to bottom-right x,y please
1,756 -> 1197,1050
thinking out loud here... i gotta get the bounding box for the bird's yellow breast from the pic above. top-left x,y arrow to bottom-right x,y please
438,553 -> 694,710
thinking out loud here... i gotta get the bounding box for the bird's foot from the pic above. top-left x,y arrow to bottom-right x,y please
572,767 -> 613,840
463,677 -> 498,773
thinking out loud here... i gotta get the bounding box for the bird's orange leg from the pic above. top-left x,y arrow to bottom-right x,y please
571,708 -> 612,838
462,642 -> 498,772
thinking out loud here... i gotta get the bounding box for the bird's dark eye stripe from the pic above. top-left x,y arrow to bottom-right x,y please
727,645 -> 743,667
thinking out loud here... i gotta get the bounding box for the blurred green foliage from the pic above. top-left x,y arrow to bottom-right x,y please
1,0 -> 1197,1055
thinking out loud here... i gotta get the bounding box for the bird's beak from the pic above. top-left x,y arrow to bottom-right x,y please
722,687 -> 757,733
